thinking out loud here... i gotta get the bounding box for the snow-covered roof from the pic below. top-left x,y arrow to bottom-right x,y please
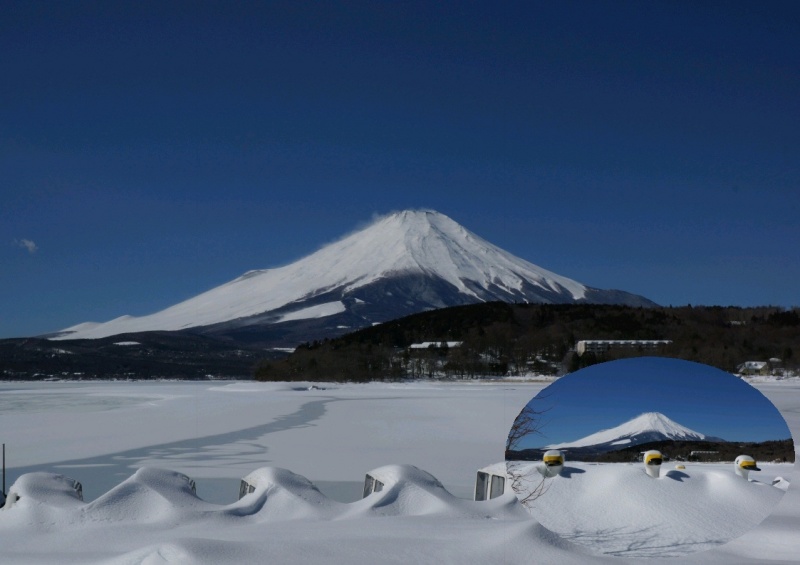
408,341 -> 463,349
476,462 -> 508,476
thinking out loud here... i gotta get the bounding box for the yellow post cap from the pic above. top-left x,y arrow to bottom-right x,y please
644,450 -> 663,465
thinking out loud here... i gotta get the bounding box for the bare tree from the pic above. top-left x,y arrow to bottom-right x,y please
505,399 -> 551,509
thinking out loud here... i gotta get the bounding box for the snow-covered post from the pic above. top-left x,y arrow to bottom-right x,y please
734,455 -> 761,480
643,450 -> 663,478
540,450 -> 564,479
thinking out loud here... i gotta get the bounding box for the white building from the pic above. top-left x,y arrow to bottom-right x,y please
736,361 -> 769,375
408,341 -> 462,350
575,339 -> 672,357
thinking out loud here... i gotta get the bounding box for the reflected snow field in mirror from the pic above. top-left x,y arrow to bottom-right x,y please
505,357 -> 794,558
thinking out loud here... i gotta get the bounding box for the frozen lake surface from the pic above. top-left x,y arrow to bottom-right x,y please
0,377 -> 797,563
0,380 -> 527,503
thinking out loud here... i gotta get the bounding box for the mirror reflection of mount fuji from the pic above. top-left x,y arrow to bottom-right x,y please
507,357 -> 794,465
504,357 -> 794,558
511,411 -> 731,461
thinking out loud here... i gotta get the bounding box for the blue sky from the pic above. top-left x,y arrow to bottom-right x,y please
516,357 -> 793,448
2,1 -> 798,338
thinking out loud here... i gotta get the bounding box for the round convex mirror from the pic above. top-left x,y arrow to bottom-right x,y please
505,357 -> 794,559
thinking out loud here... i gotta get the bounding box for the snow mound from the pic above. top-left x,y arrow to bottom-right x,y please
1,465 -> 603,564
236,467 -> 343,520
771,476 -> 791,491
84,467 -> 205,523
3,472 -> 83,510
349,464 -> 495,518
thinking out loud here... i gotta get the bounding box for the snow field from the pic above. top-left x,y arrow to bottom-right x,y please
0,378 -> 796,563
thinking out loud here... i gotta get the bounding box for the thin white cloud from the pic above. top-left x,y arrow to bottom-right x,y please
13,238 -> 38,254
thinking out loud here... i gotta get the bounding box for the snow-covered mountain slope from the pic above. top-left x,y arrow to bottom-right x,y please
546,412 -> 712,450
52,210 -> 655,341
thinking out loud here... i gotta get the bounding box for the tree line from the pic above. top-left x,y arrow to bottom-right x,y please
253,303 -> 800,382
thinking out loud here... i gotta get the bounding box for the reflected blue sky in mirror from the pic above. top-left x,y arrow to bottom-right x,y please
517,357 -> 792,449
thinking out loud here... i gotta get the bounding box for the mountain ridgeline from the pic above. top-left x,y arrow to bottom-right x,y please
51,210 -> 654,345
254,303 -> 800,382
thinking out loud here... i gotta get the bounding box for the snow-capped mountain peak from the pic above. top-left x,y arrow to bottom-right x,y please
607,411 -> 707,441
320,209 -> 588,298
52,209 -> 654,341
546,412 -> 709,450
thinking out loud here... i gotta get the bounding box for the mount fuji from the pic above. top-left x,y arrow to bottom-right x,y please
545,412 -> 719,452
52,210 -> 655,344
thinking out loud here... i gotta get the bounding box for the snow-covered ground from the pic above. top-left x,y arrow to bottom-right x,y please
513,460 -> 789,558
0,378 -> 796,563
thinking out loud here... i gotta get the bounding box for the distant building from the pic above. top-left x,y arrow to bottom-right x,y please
736,361 -> 769,376
575,339 -> 672,357
408,341 -> 462,350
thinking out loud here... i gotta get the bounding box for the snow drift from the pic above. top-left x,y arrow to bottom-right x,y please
514,461 -> 787,558
0,465 -> 595,564
2,462 -> 790,562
